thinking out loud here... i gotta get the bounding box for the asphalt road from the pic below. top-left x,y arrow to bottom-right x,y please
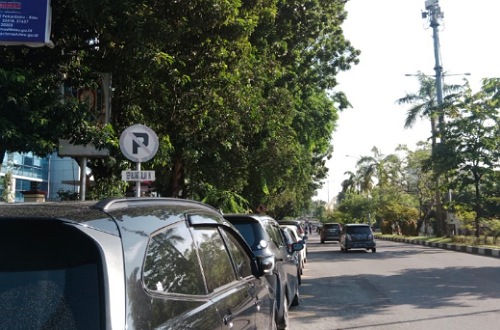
288,232 -> 500,330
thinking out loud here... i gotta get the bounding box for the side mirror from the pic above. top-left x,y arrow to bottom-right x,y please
256,255 -> 275,276
291,242 -> 304,252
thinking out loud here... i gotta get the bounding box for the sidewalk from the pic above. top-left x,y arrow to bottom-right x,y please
374,234 -> 500,259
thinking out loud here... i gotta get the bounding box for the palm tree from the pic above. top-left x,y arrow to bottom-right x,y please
396,72 -> 464,237
396,72 -> 463,153
355,146 -> 397,192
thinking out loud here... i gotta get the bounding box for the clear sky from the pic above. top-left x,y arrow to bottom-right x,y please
315,0 -> 500,202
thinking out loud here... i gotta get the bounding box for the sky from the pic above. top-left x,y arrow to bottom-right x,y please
314,0 -> 500,203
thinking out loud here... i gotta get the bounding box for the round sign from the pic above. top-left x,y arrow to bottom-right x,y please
119,124 -> 159,162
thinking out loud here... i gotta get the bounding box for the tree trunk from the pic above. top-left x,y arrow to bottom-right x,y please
474,172 -> 481,239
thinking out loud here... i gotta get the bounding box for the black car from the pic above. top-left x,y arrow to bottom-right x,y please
340,223 -> 377,253
223,214 -> 303,330
320,222 -> 342,243
0,198 -> 276,329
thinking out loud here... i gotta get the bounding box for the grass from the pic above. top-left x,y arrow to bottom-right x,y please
376,234 -> 500,250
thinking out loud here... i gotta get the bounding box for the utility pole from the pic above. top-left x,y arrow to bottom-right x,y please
422,0 -> 446,236
423,0 -> 445,135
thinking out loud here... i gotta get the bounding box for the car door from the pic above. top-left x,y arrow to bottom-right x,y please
266,223 -> 298,304
190,223 -> 258,330
219,227 -> 274,330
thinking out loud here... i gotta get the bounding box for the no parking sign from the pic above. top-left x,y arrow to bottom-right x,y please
119,124 -> 159,162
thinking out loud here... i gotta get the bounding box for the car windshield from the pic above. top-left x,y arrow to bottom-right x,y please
347,226 -> 371,234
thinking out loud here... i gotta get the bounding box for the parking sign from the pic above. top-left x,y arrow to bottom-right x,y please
119,124 -> 159,162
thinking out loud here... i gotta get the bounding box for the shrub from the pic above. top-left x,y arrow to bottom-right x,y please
380,220 -> 393,234
401,220 -> 417,236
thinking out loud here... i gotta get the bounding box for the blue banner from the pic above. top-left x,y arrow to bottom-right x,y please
0,0 -> 53,47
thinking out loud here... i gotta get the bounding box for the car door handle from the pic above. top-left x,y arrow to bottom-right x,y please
223,313 -> 234,328
255,297 -> 262,311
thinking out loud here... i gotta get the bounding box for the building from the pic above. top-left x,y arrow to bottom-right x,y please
1,152 -> 80,202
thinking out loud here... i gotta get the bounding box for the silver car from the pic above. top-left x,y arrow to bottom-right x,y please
0,198 -> 276,329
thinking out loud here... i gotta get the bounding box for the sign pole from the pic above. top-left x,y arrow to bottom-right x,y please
80,157 -> 87,201
119,124 -> 158,197
136,162 -> 141,197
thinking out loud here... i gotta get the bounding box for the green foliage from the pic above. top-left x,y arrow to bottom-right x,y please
1,171 -> 14,202
57,189 -> 79,201
335,192 -> 373,223
400,220 -> 417,236
200,183 -> 251,214
1,0 -> 359,217
380,221 -> 393,235
433,78 -> 500,237
86,177 -> 126,200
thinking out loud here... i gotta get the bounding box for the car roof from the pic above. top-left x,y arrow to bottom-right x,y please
223,213 -> 277,223
344,223 -> 371,227
0,198 -> 225,235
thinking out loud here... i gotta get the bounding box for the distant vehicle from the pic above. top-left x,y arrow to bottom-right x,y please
0,198 -> 276,329
280,225 -> 307,272
224,214 -> 303,330
320,222 -> 342,243
340,223 -> 377,253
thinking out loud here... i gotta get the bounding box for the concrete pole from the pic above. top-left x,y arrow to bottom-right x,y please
426,0 -> 447,236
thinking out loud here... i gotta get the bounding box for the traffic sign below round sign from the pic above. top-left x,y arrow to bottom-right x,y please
119,124 -> 159,162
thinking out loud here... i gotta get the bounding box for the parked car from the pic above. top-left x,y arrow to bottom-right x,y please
224,214 -> 303,330
340,223 -> 377,253
277,220 -> 307,239
320,222 -> 342,243
280,226 -> 303,283
280,225 -> 307,272
0,198 -> 276,330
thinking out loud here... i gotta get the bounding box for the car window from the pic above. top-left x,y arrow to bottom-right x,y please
191,227 -> 237,293
230,222 -> 261,250
219,228 -> 253,278
0,220 -> 102,330
281,228 -> 293,245
347,226 -> 371,234
144,222 -> 206,295
266,223 -> 284,248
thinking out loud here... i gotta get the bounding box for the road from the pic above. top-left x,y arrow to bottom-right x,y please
288,232 -> 500,330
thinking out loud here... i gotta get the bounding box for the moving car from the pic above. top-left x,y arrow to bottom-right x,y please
224,214 -> 303,330
0,198 -> 276,329
340,223 -> 377,253
320,222 -> 342,243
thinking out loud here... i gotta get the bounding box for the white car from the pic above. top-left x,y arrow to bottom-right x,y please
280,225 -> 307,272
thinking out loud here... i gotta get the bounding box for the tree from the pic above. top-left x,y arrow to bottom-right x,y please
402,144 -> 435,234
0,67 -> 94,170
1,0 -> 359,216
436,78 -> 500,238
396,72 -> 465,236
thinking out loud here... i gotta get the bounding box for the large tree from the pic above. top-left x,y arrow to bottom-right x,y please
435,78 -> 500,238
1,0 -> 359,215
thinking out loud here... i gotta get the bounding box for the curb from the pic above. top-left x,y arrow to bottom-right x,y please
374,235 -> 500,259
